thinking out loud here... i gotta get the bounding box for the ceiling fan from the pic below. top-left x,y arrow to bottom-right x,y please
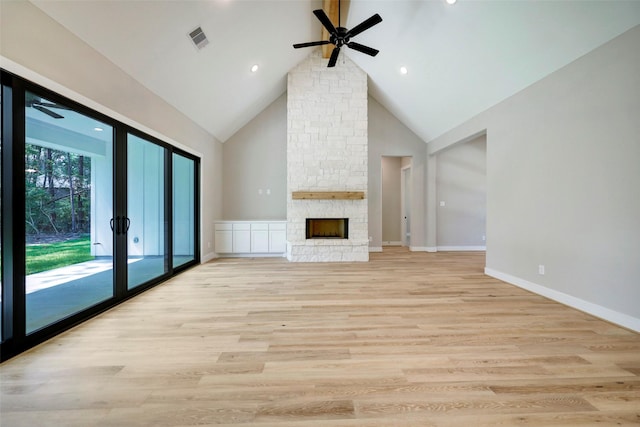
293,2 -> 382,67
26,93 -> 71,119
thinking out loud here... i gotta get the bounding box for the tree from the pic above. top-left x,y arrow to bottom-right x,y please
24,144 -> 92,238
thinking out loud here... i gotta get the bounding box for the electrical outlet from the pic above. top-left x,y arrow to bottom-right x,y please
439,201 -> 446,207
538,264 -> 545,275
482,235 -> 486,241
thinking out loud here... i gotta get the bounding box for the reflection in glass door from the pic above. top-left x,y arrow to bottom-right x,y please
173,153 -> 195,268
25,91 -> 114,333
127,133 -> 167,289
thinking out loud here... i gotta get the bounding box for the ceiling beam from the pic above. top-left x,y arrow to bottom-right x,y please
321,0 -> 349,58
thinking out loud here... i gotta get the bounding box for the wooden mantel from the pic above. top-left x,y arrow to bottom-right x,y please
292,191 -> 365,200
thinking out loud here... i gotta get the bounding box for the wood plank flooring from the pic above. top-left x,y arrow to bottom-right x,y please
2,247 -> 639,426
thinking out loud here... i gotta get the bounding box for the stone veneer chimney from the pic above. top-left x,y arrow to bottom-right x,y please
287,51 -> 369,262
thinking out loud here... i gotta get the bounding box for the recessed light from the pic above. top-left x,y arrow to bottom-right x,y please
93,127 -> 104,132
251,64 -> 259,73
446,0 -> 457,4
400,66 -> 408,75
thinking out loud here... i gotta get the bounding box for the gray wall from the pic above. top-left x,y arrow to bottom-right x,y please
427,26 -> 640,329
436,135 -> 486,248
221,94 -> 428,252
369,97 -> 427,251
0,1 -> 223,261
381,156 -> 402,243
222,93 -> 287,220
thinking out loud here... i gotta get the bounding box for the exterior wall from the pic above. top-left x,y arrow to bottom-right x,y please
287,51 -> 368,262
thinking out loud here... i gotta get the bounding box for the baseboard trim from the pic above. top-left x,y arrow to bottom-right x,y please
382,241 -> 403,246
438,246 -> 486,251
369,246 -> 383,253
215,253 -> 287,259
201,252 -> 217,263
410,246 -> 430,252
485,267 -> 640,333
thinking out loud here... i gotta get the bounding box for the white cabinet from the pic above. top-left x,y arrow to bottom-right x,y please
251,223 -> 269,253
269,223 -> 287,253
232,223 -> 251,253
214,223 -> 233,253
215,221 -> 286,256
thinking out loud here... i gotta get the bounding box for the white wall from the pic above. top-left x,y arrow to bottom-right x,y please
435,134 -> 486,250
0,1 -> 223,262
427,26 -> 640,330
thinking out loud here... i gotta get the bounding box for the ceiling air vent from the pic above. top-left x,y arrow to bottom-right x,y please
188,26 -> 209,50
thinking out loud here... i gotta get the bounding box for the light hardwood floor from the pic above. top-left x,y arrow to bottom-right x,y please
1,247 -> 639,426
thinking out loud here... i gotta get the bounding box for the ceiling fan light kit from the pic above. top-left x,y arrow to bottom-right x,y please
293,2 -> 382,68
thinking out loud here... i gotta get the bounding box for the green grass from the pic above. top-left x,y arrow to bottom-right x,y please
26,236 -> 94,275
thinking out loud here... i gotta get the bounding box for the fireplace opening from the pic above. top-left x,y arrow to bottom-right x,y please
306,218 -> 349,239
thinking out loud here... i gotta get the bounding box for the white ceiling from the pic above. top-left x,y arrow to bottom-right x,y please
30,0 -> 640,143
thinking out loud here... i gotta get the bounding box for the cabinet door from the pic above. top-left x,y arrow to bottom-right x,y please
269,231 -> 286,253
269,223 -> 286,253
232,224 -> 251,253
269,223 -> 287,252
251,230 -> 269,252
214,230 -> 233,253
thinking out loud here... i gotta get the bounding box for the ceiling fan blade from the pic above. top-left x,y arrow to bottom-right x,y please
347,42 -> 379,57
33,105 -> 64,119
313,9 -> 337,35
293,40 -> 332,49
346,13 -> 382,38
327,47 -> 341,68
37,101 -> 73,110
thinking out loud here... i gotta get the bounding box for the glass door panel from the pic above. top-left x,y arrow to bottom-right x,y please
25,91 -> 114,333
127,133 -> 167,289
172,153 -> 195,268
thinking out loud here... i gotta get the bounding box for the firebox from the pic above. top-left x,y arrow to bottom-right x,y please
306,218 -> 349,239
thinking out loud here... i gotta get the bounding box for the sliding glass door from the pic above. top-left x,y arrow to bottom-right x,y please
24,91 -> 114,333
173,152 -> 196,269
126,133 -> 168,290
0,83 -> 4,342
1,71 -> 200,360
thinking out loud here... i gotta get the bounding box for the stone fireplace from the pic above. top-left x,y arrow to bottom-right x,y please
286,51 -> 369,262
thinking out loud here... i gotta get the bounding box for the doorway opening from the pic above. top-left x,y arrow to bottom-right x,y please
381,156 -> 412,250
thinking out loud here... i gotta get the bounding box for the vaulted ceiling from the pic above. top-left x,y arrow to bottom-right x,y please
30,0 -> 640,143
